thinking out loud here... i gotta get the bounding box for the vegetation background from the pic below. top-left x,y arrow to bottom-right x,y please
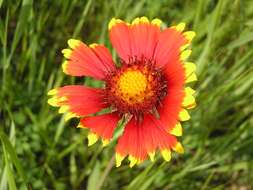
0,0 -> 253,189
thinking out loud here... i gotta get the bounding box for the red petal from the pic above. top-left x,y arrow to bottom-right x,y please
154,28 -> 188,68
130,22 -> 160,60
109,19 -> 161,62
116,115 -> 177,162
116,118 -> 147,161
157,44 -> 186,131
80,113 -> 120,140
145,115 -> 178,151
109,21 -> 132,62
64,43 -> 115,79
54,85 -> 107,116
90,44 -> 116,72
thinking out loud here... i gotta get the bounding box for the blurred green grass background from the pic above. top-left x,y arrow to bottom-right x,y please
1,0 -> 253,189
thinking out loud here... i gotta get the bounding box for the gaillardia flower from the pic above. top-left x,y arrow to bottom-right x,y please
48,17 -> 197,167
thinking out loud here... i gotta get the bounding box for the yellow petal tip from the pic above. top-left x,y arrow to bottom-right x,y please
64,112 -> 77,121
185,87 -> 196,95
170,122 -> 183,136
173,142 -> 184,154
87,133 -> 98,146
172,22 -> 186,32
186,73 -> 198,83
47,97 -> 59,107
140,16 -> 149,23
161,149 -> 171,162
61,49 -> 72,59
129,155 -> 138,168
58,105 -> 69,114
67,39 -> 81,49
115,153 -> 124,167
151,18 -> 162,27
62,61 -> 68,73
89,43 -> 98,49
180,50 -> 192,61
47,89 -> 58,96
108,18 -> 124,30
183,87 -> 196,109
76,123 -> 84,128
184,62 -> 196,77
184,31 -> 196,41
180,43 -> 190,51
102,139 -> 110,147
179,109 -> 190,121
148,152 -> 155,162
131,17 -> 140,25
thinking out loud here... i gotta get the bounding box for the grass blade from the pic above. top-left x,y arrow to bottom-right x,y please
0,130 -> 27,185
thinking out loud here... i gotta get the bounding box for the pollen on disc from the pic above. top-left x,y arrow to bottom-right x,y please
118,70 -> 148,102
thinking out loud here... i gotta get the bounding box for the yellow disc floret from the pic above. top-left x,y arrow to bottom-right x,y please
117,69 -> 148,103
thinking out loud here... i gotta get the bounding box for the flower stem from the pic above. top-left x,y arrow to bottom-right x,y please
96,155 -> 115,190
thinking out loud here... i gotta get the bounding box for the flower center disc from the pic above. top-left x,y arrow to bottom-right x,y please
105,60 -> 167,117
117,69 -> 149,104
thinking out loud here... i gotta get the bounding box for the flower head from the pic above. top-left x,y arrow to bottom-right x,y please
48,17 -> 197,167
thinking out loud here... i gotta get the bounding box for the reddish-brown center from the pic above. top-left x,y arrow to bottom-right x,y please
105,58 -> 167,118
